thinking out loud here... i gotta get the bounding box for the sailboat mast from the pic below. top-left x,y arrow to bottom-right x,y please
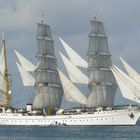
2,33 -> 10,109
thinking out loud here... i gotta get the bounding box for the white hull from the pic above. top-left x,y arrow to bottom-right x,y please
0,108 -> 140,126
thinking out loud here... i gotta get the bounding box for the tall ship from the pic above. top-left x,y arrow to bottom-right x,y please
0,13 -> 140,126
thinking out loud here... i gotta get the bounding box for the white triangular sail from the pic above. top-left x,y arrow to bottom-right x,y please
15,50 -> 36,71
111,65 -> 140,104
113,65 -> 140,98
0,44 -> 7,105
59,52 -> 89,84
59,37 -> 88,68
57,68 -> 87,105
16,62 -> 35,86
120,57 -> 140,84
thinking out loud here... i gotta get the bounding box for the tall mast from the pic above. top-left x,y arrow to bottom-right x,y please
2,33 -> 10,109
33,16 -> 63,111
87,12 -> 117,107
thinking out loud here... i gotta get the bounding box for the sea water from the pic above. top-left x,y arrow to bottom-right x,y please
0,121 -> 140,140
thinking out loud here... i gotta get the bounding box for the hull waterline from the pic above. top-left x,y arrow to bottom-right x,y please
0,108 -> 139,126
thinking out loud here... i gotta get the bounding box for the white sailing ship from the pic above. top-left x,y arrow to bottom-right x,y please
0,13 -> 140,126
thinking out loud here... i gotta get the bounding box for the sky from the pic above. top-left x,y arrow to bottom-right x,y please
0,0 -> 140,107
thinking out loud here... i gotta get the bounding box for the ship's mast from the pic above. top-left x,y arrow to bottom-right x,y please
33,16 -> 63,111
2,33 -> 10,109
87,12 -> 117,107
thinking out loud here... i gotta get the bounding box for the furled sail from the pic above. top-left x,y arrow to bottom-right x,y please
120,57 -> 140,85
15,50 -> 36,71
59,37 -> 88,68
111,65 -> 140,104
16,62 -> 35,86
59,52 -> 89,84
58,68 -> 87,105
87,16 -> 116,107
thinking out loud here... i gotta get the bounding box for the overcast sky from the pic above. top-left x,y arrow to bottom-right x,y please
0,0 -> 140,107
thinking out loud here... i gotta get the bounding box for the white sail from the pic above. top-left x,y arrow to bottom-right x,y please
113,65 -> 140,98
59,37 -> 88,68
16,62 -> 35,86
0,46 -> 5,75
0,70 -> 6,105
120,57 -> 140,84
0,72 -> 5,91
15,50 -> 36,71
0,42 -> 7,105
59,52 -> 89,84
57,68 -> 87,105
111,65 -> 140,104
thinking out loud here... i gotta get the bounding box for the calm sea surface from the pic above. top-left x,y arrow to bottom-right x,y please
0,121 -> 140,140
